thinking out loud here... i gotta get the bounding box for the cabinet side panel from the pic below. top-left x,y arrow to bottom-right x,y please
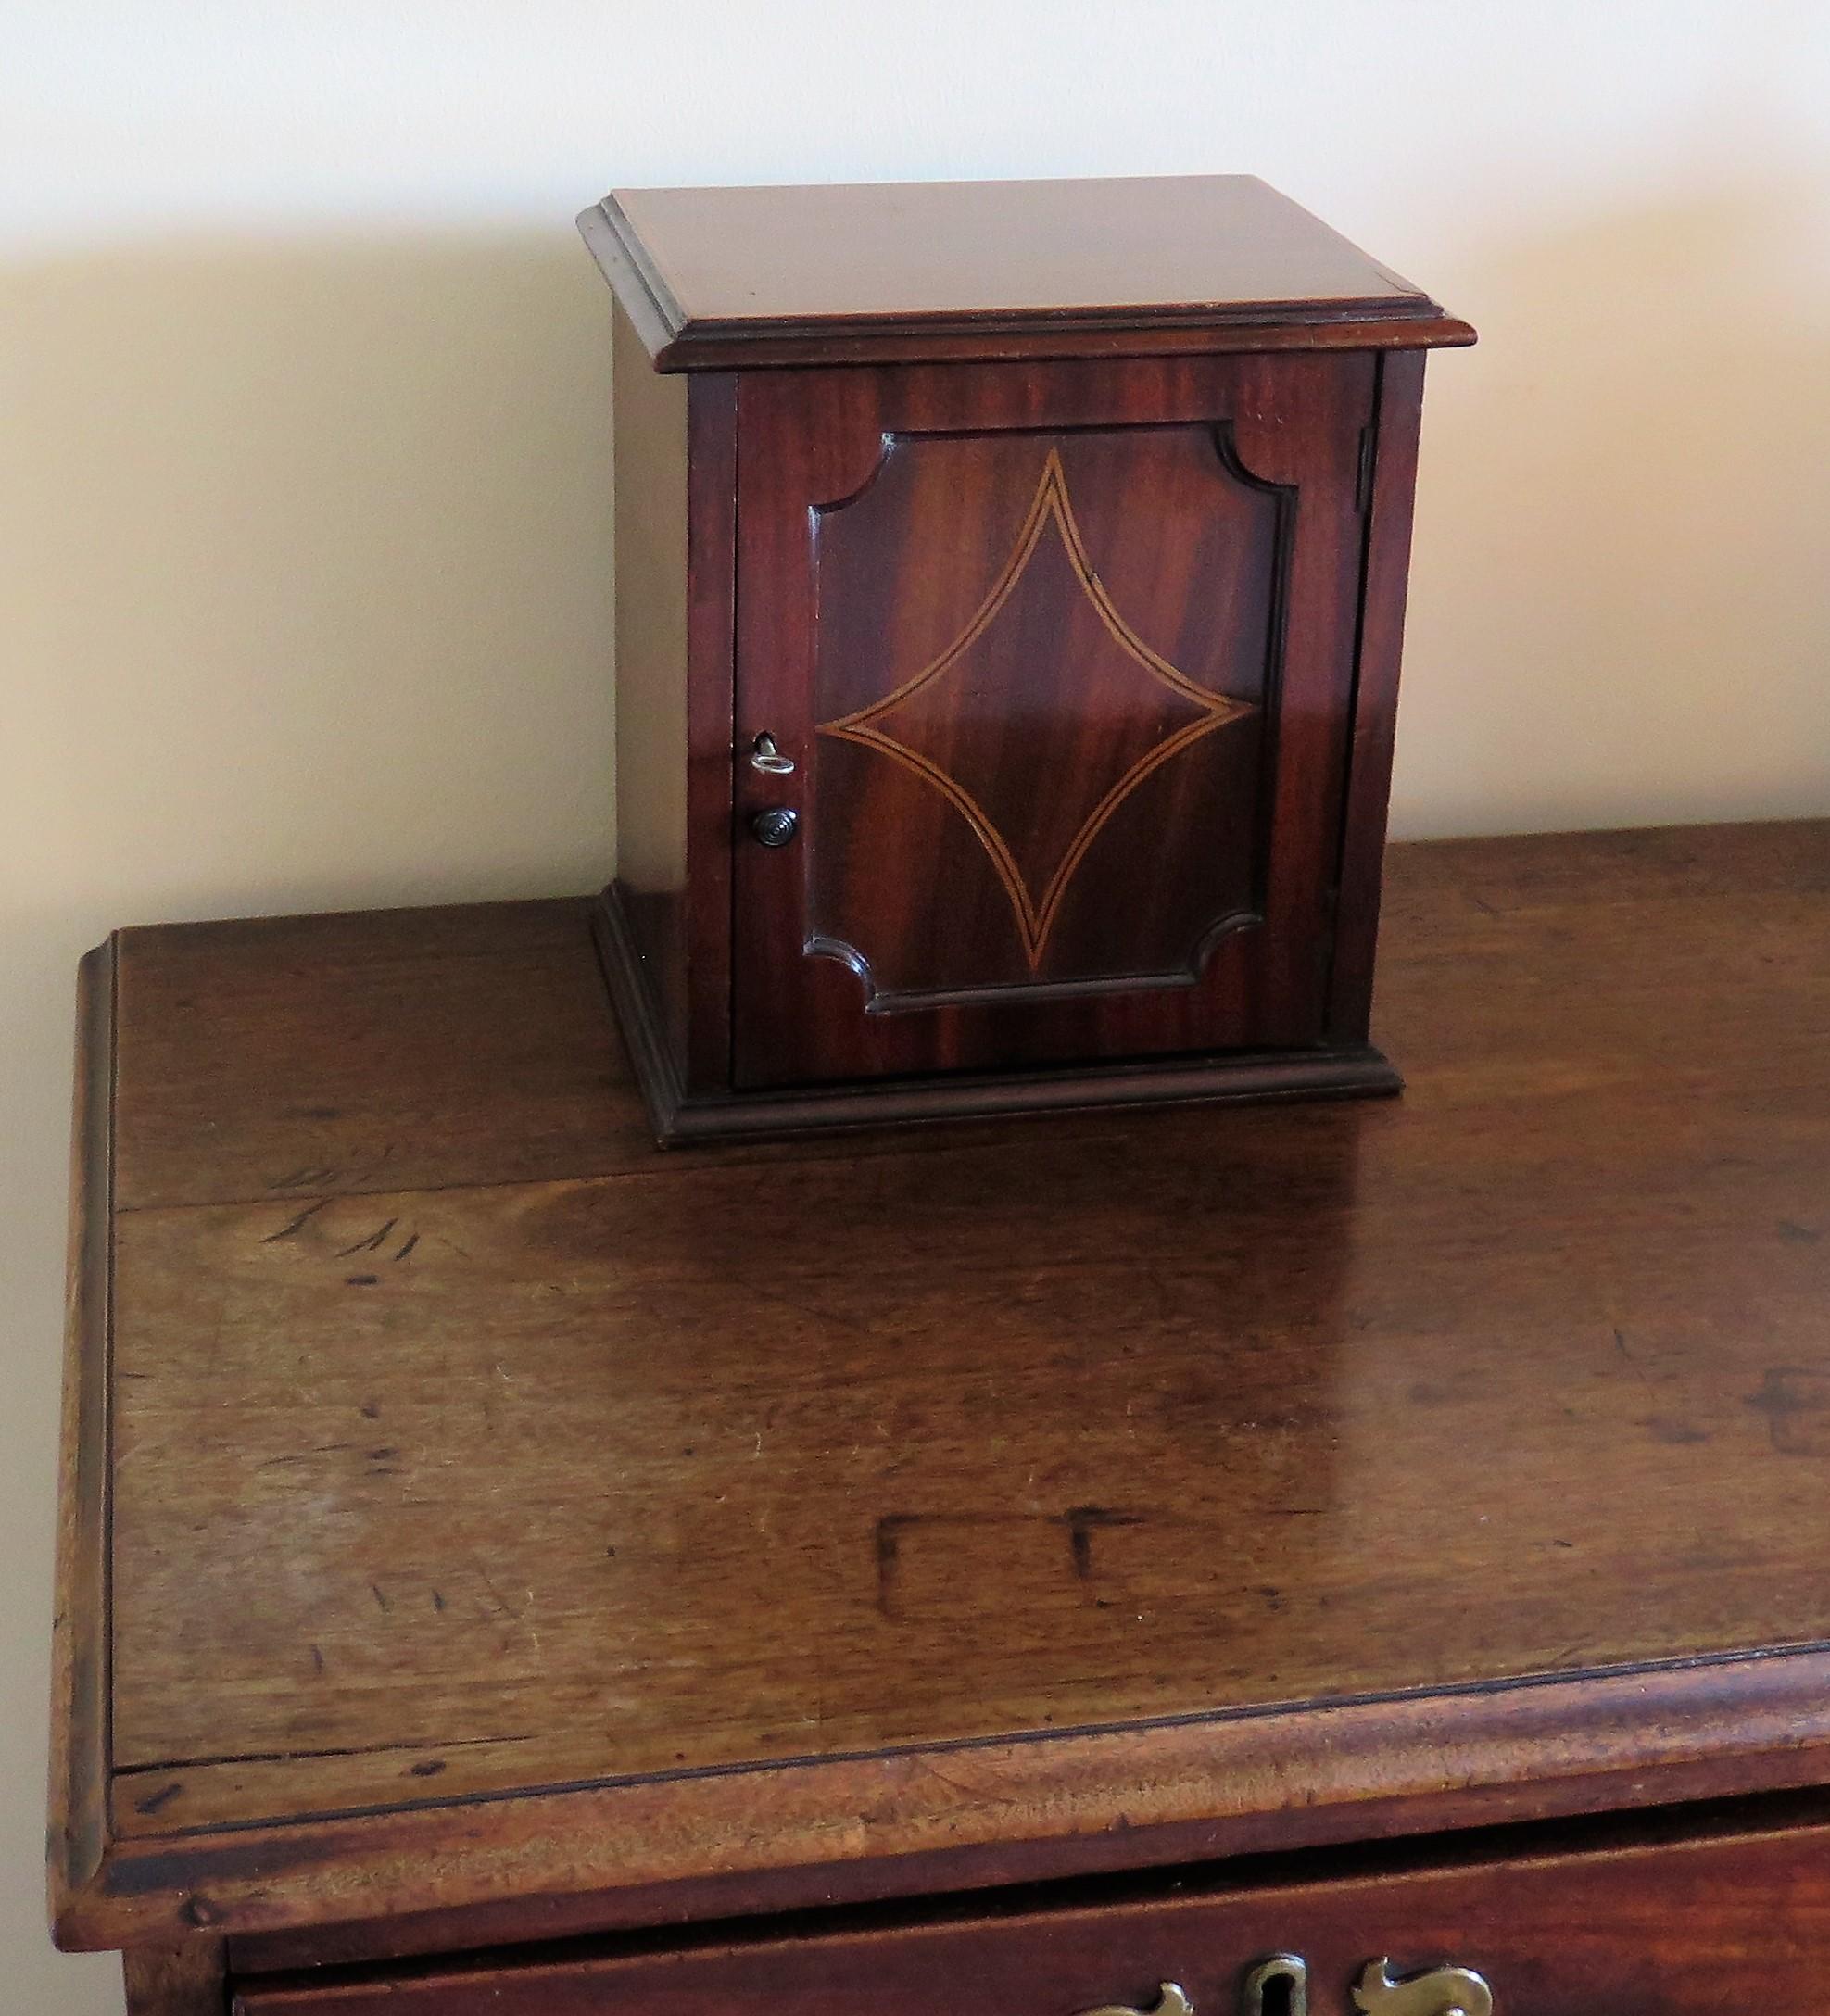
1329,349 -> 1425,1042
612,296 -> 691,1074
681,375 -> 738,1092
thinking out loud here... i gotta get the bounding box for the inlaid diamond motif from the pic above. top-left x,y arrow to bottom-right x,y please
818,449 -> 1255,967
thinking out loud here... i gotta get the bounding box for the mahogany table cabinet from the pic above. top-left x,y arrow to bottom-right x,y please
576,177 -> 1474,1140
50,820 -> 1830,2016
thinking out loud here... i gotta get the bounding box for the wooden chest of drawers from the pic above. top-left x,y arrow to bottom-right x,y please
50,821 -> 1830,2014
578,176 -> 1473,1140
233,1808 -> 1830,2016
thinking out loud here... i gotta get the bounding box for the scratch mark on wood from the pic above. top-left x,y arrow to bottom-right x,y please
257,1443 -> 355,1470
1613,1327 -> 1656,1397
118,1730 -> 540,1774
259,1197 -> 331,1243
916,1755 -> 1011,1805
133,1781 -> 183,1817
394,1232 -> 420,1262
478,1569 -> 526,1620
336,1218 -> 398,1258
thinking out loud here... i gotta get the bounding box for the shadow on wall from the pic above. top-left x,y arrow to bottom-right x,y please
1393,178 -> 1830,838
0,229 -> 618,934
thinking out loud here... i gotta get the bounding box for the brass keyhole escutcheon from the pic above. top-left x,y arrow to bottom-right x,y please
1076,1985 -> 1193,2016
1242,1955 -> 1307,2016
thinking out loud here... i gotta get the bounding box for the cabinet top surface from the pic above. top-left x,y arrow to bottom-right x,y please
51,822 -> 1830,1954
581,175 -> 1472,366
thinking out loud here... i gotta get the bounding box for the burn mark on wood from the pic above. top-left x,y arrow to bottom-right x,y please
1645,1416 -> 1710,1446
875,1512 -> 917,1614
876,1506 -> 1151,1615
1748,1367 -> 1830,1455
1063,1505 -> 1148,1581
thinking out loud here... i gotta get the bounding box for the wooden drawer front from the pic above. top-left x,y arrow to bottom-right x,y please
235,1820 -> 1830,2016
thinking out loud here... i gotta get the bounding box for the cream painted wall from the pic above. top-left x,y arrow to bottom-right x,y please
4,6 -> 1829,2009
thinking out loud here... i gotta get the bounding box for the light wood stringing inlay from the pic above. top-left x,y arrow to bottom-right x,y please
818,448 -> 1255,967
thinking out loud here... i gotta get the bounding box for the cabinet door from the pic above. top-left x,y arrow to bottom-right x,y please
732,354 -> 1373,1090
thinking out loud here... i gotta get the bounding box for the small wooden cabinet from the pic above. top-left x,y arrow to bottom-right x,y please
579,176 -> 1472,1141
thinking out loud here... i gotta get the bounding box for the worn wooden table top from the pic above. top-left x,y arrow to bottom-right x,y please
51,822 -> 1830,1962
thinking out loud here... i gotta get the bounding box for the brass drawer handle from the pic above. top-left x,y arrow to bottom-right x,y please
1076,1957 -> 1488,2016
1353,1959 -> 1493,2016
1079,1986 -> 1193,2016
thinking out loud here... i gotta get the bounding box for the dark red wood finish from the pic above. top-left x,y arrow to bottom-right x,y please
585,180 -> 1464,1140
731,354 -> 1371,1090
603,296 -> 739,1096
579,176 -> 1476,371
46,824 -> 1830,2008
1326,351 -> 1427,1040
234,1803 -> 1830,2016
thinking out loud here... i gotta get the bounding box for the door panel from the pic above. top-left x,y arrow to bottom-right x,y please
733,355 -> 1372,1090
